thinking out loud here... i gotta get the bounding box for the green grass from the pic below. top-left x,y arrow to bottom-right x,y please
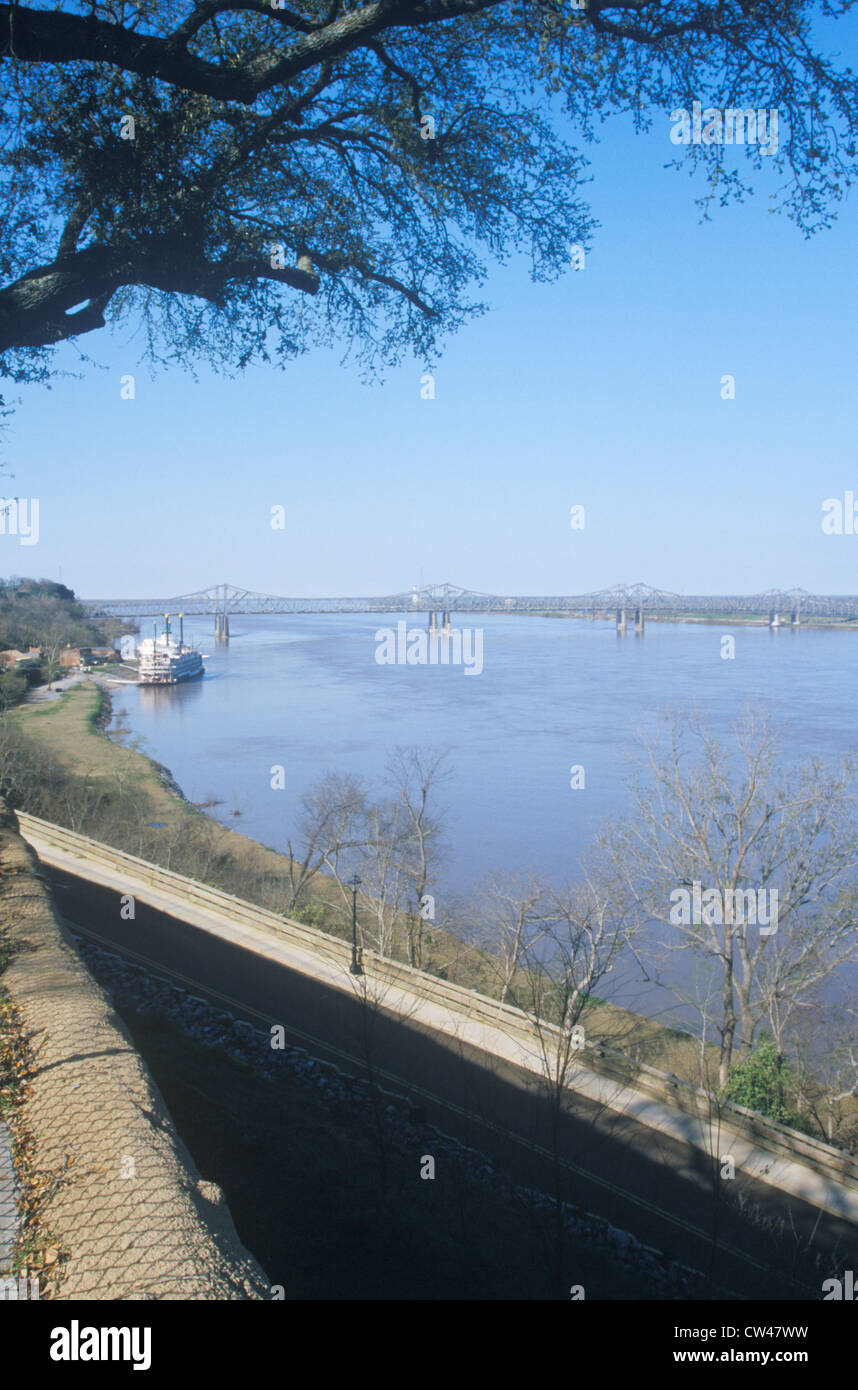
21,689 -> 76,717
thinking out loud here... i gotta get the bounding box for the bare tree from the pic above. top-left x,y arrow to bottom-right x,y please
788,1004 -> 858,1148
40,635 -> 65,691
608,708 -> 858,1086
517,868 -> 631,1090
284,770 -> 369,912
464,870 -> 549,1005
503,862 -> 632,1295
331,797 -> 410,959
319,749 -> 450,970
387,748 -> 449,970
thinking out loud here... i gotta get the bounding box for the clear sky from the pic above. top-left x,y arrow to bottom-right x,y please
3,74 -> 858,601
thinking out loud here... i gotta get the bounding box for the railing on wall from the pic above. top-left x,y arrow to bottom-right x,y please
16,810 -> 858,1197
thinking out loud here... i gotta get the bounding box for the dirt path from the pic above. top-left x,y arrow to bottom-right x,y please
22,668 -> 138,706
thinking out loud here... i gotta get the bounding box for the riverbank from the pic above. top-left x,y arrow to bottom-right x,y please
19,665 -> 138,707
540,612 -> 858,630
5,682 -> 731,1091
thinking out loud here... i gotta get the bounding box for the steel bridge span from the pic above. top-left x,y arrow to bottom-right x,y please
84,582 -> 858,623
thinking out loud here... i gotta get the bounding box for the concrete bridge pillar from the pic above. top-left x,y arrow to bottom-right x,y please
634,607 -> 645,635
428,611 -> 438,633
441,610 -> 451,633
616,608 -> 627,634
769,611 -> 780,629
791,609 -> 801,628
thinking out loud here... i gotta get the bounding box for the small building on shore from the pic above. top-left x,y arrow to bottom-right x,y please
0,647 -> 42,670
58,646 -> 93,669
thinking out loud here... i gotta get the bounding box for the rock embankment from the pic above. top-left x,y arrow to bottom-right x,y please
0,799 -> 269,1300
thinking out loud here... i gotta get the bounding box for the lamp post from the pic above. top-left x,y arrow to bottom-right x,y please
348,873 -> 363,975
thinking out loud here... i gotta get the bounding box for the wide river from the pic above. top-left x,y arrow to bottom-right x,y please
115,613 -> 858,1021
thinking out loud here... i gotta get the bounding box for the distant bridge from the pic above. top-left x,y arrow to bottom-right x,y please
84,581 -> 858,623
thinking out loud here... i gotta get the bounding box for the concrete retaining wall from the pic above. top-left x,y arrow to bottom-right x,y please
17,809 -> 858,1202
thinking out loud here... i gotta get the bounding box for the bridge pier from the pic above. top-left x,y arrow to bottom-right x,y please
428,610 -> 452,634
634,606 -> 645,635
616,607 -> 627,635
768,609 -> 800,631
215,612 -> 230,643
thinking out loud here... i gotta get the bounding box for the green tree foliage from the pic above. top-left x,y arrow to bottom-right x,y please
0,669 -> 28,710
0,576 -> 122,655
1,1 -> 856,388
724,1040 -> 815,1135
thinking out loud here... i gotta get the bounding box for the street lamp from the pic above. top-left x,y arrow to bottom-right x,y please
348,873 -> 363,975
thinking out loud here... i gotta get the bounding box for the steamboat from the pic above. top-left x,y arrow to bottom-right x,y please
137,613 -> 205,685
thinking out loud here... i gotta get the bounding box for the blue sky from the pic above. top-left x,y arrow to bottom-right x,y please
3,78 -> 858,601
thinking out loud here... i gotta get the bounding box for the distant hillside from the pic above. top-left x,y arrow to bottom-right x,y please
0,578 -> 125,707
0,577 -> 121,653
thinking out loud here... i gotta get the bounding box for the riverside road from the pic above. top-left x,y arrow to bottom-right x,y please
45,864 -> 857,1302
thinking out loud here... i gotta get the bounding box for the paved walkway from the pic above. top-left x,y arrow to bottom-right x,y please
23,670 -> 137,706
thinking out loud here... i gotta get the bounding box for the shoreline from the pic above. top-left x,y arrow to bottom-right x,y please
539,611 -> 858,630
8,681 -> 718,1089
